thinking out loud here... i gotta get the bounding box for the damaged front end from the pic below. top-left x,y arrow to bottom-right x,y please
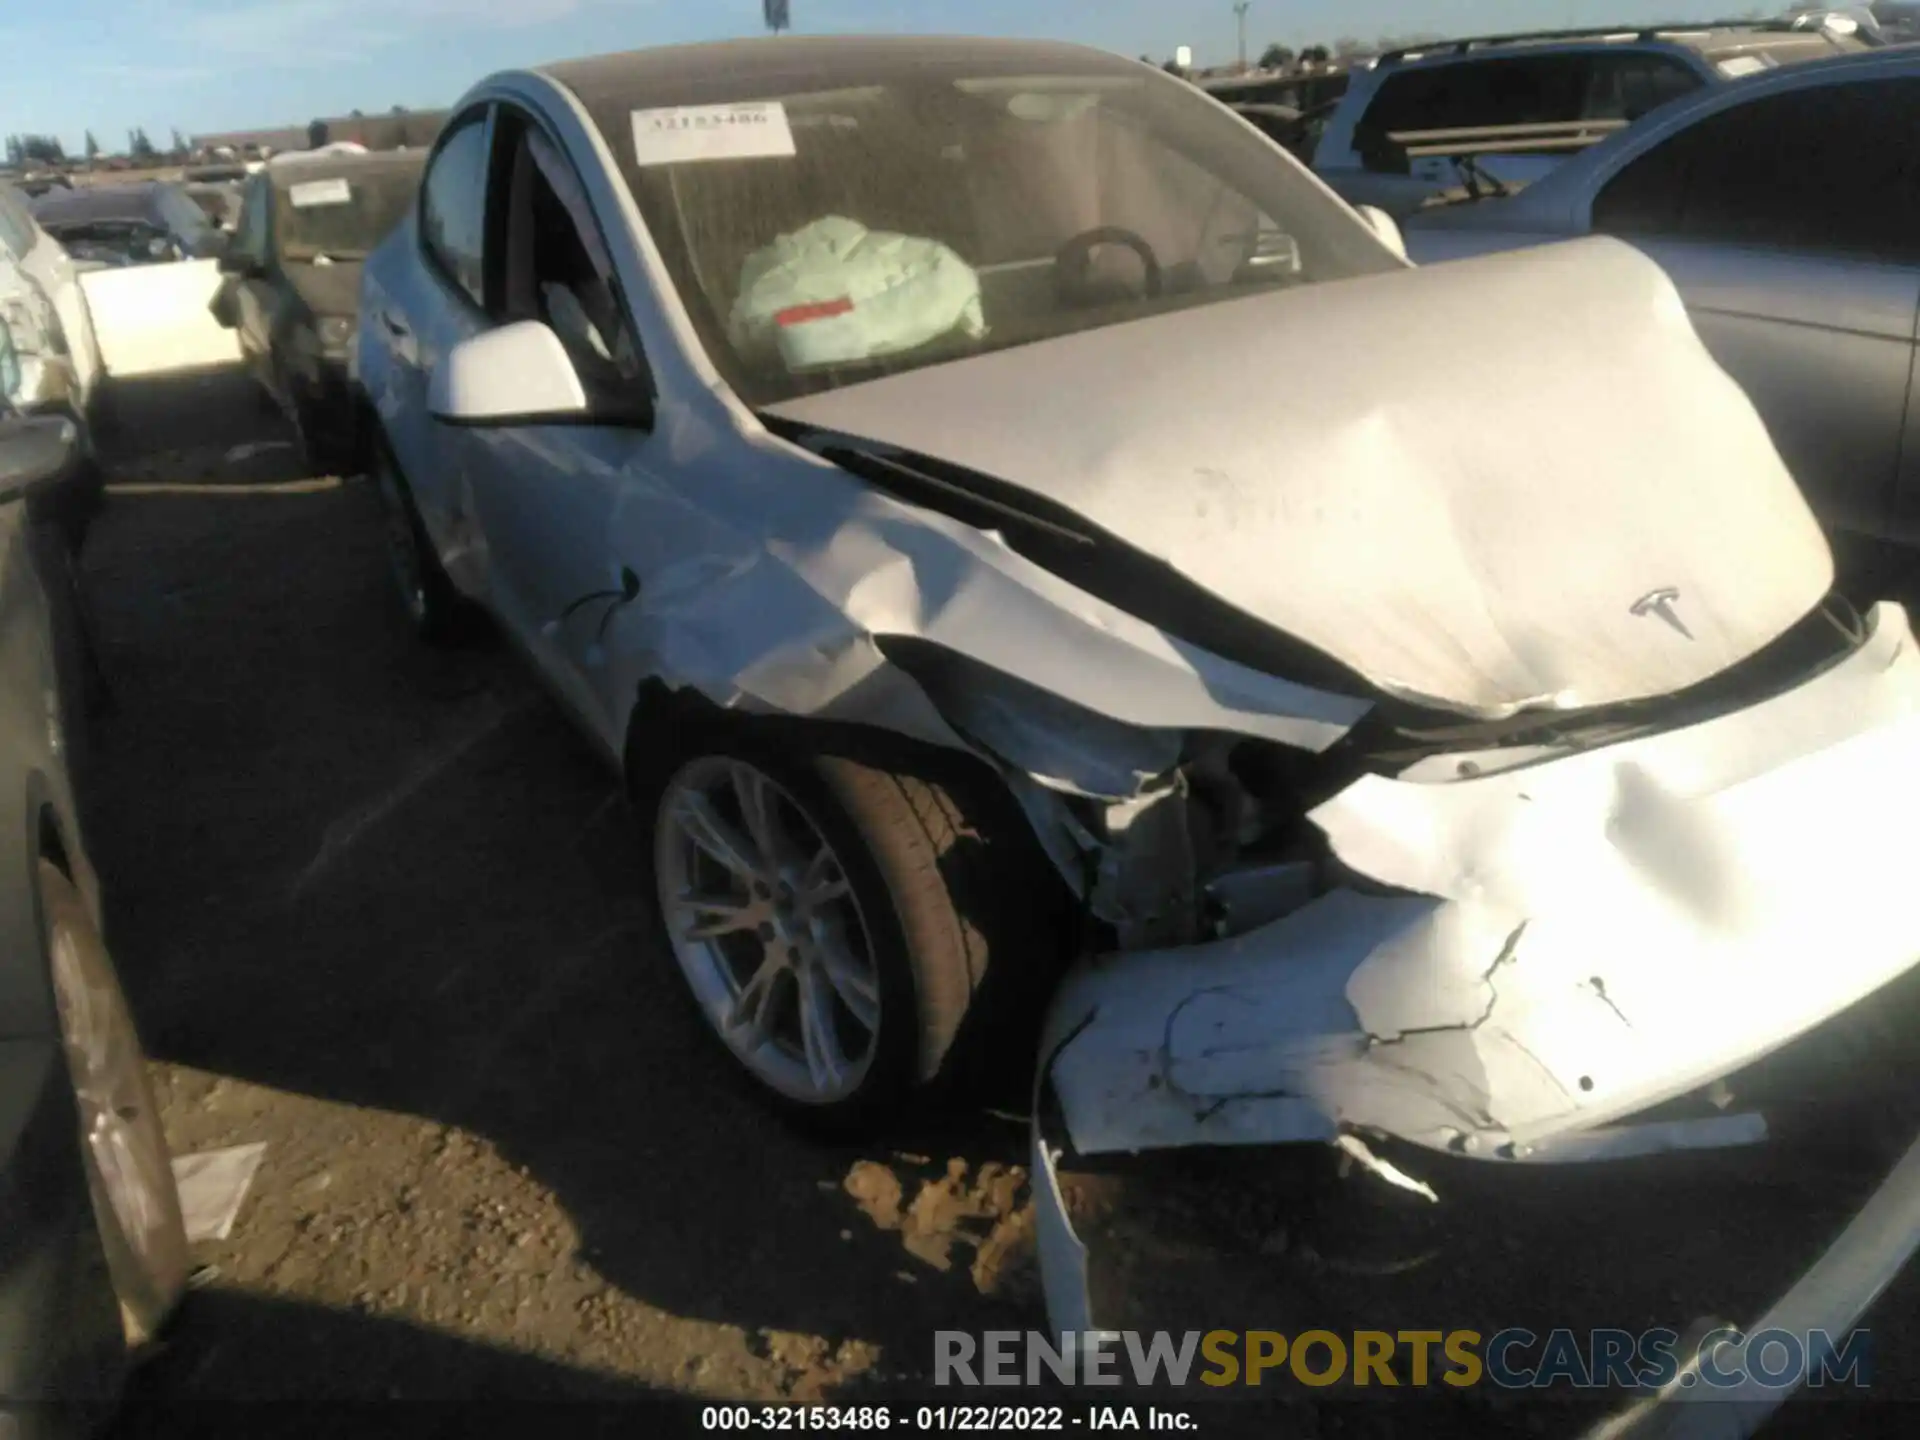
1006,591 -> 1920,1430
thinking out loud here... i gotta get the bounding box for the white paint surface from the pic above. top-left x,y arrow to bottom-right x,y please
79,259 -> 244,378
772,239 -> 1834,718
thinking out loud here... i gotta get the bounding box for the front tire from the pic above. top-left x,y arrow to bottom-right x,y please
637,728 -> 1065,1132
41,860 -> 189,1352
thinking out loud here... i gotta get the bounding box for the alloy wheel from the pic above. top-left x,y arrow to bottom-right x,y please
46,881 -> 182,1347
654,756 -> 883,1104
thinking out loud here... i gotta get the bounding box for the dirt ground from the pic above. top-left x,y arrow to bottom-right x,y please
61,368 -> 1920,1438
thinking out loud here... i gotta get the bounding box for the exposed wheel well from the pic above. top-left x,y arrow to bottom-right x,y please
623,678 -> 1007,810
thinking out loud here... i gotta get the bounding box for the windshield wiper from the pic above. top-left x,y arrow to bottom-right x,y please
763,417 -> 1096,550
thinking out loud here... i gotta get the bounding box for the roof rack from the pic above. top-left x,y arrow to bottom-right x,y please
1386,118 -> 1630,158
1375,17 -> 1825,66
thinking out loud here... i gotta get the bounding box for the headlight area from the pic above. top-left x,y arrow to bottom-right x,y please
874,637 -> 1405,950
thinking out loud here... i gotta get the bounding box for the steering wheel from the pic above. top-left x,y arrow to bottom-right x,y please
1054,227 -> 1164,309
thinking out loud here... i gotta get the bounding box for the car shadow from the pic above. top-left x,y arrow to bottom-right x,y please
93,365 -> 288,477
71,453 -> 1044,1375
108,1288 -> 700,1437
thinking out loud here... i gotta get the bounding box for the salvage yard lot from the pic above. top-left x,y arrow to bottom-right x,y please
65,372 -> 1920,1438
80,374 -> 1039,1423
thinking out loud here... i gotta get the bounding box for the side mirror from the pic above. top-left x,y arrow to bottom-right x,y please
0,413 -> 82,504
1355,204 -> 1409,263
430,321 -> 592,427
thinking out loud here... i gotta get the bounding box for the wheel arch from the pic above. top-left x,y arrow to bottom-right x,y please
623,676 -> 1011,811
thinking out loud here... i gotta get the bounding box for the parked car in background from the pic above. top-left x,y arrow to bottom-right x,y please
216,149 -> 426,472
28,183 -> 226,272
183,163 -> 249,186
1313,12 -> 1876,217
16,174 -> 74,200
1404,47 -> 1920,559
0,313 -> 189,1436
1203,67 -> 1351,165
0,184 -> 105,430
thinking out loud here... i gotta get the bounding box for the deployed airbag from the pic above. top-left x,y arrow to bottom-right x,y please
730,215 -> 987,371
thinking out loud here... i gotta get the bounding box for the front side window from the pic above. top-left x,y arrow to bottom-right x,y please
273,160 -> 426,262
581,59 -> 1395,407
492,113 -> 648,403
420,112 -> 490,305
1593,77 -> 1920,262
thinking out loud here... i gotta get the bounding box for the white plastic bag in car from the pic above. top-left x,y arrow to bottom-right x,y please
729,215 -> 986,371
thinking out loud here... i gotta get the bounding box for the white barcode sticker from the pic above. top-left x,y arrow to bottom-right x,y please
631,101 -> 796,166
288,177 -> 352,208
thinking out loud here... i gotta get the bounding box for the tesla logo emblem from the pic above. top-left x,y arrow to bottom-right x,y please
1631,587 -> 1694,640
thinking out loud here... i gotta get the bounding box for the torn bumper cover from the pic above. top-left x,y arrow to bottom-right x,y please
1033,601 -> 1920,1425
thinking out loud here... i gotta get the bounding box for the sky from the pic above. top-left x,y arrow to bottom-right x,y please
4,0 -> 1783,152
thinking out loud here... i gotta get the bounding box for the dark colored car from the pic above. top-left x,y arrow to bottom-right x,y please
27,183 -> 225,270
0,317 -> 188,1436
213,152 -> 426,472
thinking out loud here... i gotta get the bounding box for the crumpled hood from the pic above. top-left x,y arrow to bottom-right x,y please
768,237 -> 1834,716
284,261 -> 363,321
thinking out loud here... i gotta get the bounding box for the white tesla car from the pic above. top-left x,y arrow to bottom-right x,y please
357,37 -> 1920,1396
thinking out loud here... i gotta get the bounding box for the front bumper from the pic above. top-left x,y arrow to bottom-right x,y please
1032,600 -> 1920,1431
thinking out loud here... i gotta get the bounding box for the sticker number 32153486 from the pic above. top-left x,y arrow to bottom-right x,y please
631,102 -> 798,167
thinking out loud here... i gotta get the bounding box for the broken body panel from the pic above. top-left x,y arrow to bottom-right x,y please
360,49 -> 1920,1419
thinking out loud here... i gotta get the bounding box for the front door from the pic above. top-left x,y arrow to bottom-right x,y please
458,110 -> 664,751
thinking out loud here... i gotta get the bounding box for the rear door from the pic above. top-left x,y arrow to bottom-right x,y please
1589,75 -> 1920,543
366,105 -> 495,596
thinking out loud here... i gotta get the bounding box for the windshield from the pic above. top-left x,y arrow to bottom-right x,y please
273,161 -> 424,260
576,53 -> 1396,406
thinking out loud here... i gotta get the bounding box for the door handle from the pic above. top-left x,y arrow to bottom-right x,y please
380,311 -> 410,338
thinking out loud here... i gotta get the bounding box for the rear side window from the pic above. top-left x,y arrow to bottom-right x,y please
1592,77 -> 1920,263
1583,53 -> 1704,121
155,186 -> 215,248
1365,54 -> 1591,132
1356,52 -> 1705,171
420,112 -> 490,305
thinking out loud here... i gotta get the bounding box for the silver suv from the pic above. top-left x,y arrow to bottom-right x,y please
1312,12 -> 1879,216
